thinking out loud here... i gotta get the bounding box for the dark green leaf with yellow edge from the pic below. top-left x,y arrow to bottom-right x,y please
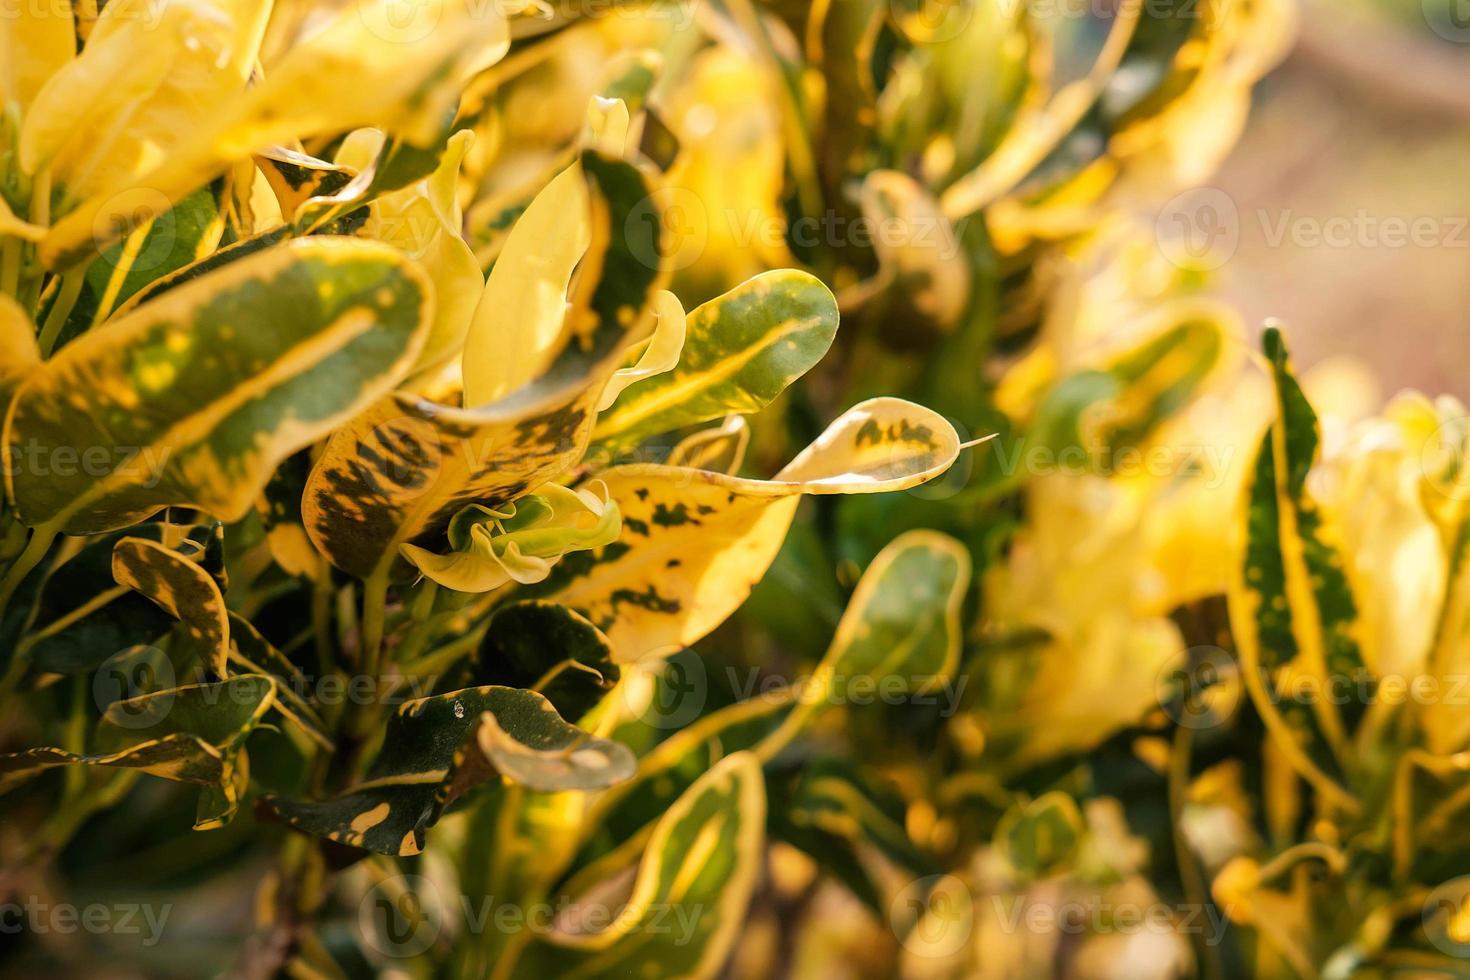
4,237 -> 432,535
253,145 -> 358,222
263,686 -> 634,856
512,752 -> 766,980
569,530 -> 968,873
112,536 -> 229,678
995,791 -> 1085,880
591,270 -> 838,453
0,674 -> 279,830
536,398 -> 966,662
477,601 -> 621,721
302,153 -> 663,580
49,184 -> 225,351
19,523 -> 221,676
1227,326 -> 1366,809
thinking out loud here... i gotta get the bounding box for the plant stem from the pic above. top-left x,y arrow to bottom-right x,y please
36,272 -> 83,358
0,521 -> 58,622
360,569 -> 390,680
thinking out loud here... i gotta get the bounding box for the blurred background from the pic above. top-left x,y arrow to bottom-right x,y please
1188,0 -> 1470,400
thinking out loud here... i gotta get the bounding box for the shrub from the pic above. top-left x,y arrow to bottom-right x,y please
2,2 -> 1462,979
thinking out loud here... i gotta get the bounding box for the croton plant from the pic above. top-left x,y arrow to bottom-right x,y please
5,0 -> 1468,978
0,0 -> 975,974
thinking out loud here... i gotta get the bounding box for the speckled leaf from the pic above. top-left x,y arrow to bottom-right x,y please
537,398 -> 964,661
516,752 -> 765,980
4,238 -> 432,535
302,155 -> 662,580
592,270 -> 838,452
264,687 -> 634,855
1227,327 -> 1363,807
112,536 -> 229,677
0,675 -> 278,830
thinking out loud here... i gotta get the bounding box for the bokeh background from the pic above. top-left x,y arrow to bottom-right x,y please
1178,0 -> 1470,399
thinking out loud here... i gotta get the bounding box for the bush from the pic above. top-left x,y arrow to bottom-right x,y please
2,2 -> 1464,978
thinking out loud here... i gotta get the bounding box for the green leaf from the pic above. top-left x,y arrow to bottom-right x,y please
515,752 -> 766,980
4,237 -> 432,535
1227,326 -> 1364,809
400,483 -> 621,594
476,601 -> 621,721
994,791 -> 1084,879
264,686 -> 634,855
0,675 -> 279,830
591,270 -> 839,452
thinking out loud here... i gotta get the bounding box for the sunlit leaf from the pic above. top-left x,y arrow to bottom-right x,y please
540,399 -> 965,661
5,238 -> 432,535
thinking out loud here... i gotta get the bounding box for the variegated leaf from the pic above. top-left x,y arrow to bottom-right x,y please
515,752 -> 766,980
474,601 -> 621,722
538,398 -> 965,661
112,536 -> 229,678
264,686 -> 634,856
0,674 -> 278,830
39,0 -> 509,268
4,238 -> 432,535
570,530 -> 969,872
591,270 -> 838,452
303,154 -> 662,580
1227,326 -> 1365,808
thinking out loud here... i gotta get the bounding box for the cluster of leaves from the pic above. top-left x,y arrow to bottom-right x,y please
4,1 -> 1466,979
0,0 -> 973,976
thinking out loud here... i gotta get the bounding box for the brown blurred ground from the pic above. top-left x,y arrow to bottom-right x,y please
1205,3 -> 1470,400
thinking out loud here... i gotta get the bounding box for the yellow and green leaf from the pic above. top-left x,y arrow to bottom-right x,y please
0,674 -> 279,830
591,270 -> 839,452
537,398 -> 965,661
1227,326 -> 1366,808
302,154 -> 662,580
5,237 -> 432,534
515,751 -> 766,980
